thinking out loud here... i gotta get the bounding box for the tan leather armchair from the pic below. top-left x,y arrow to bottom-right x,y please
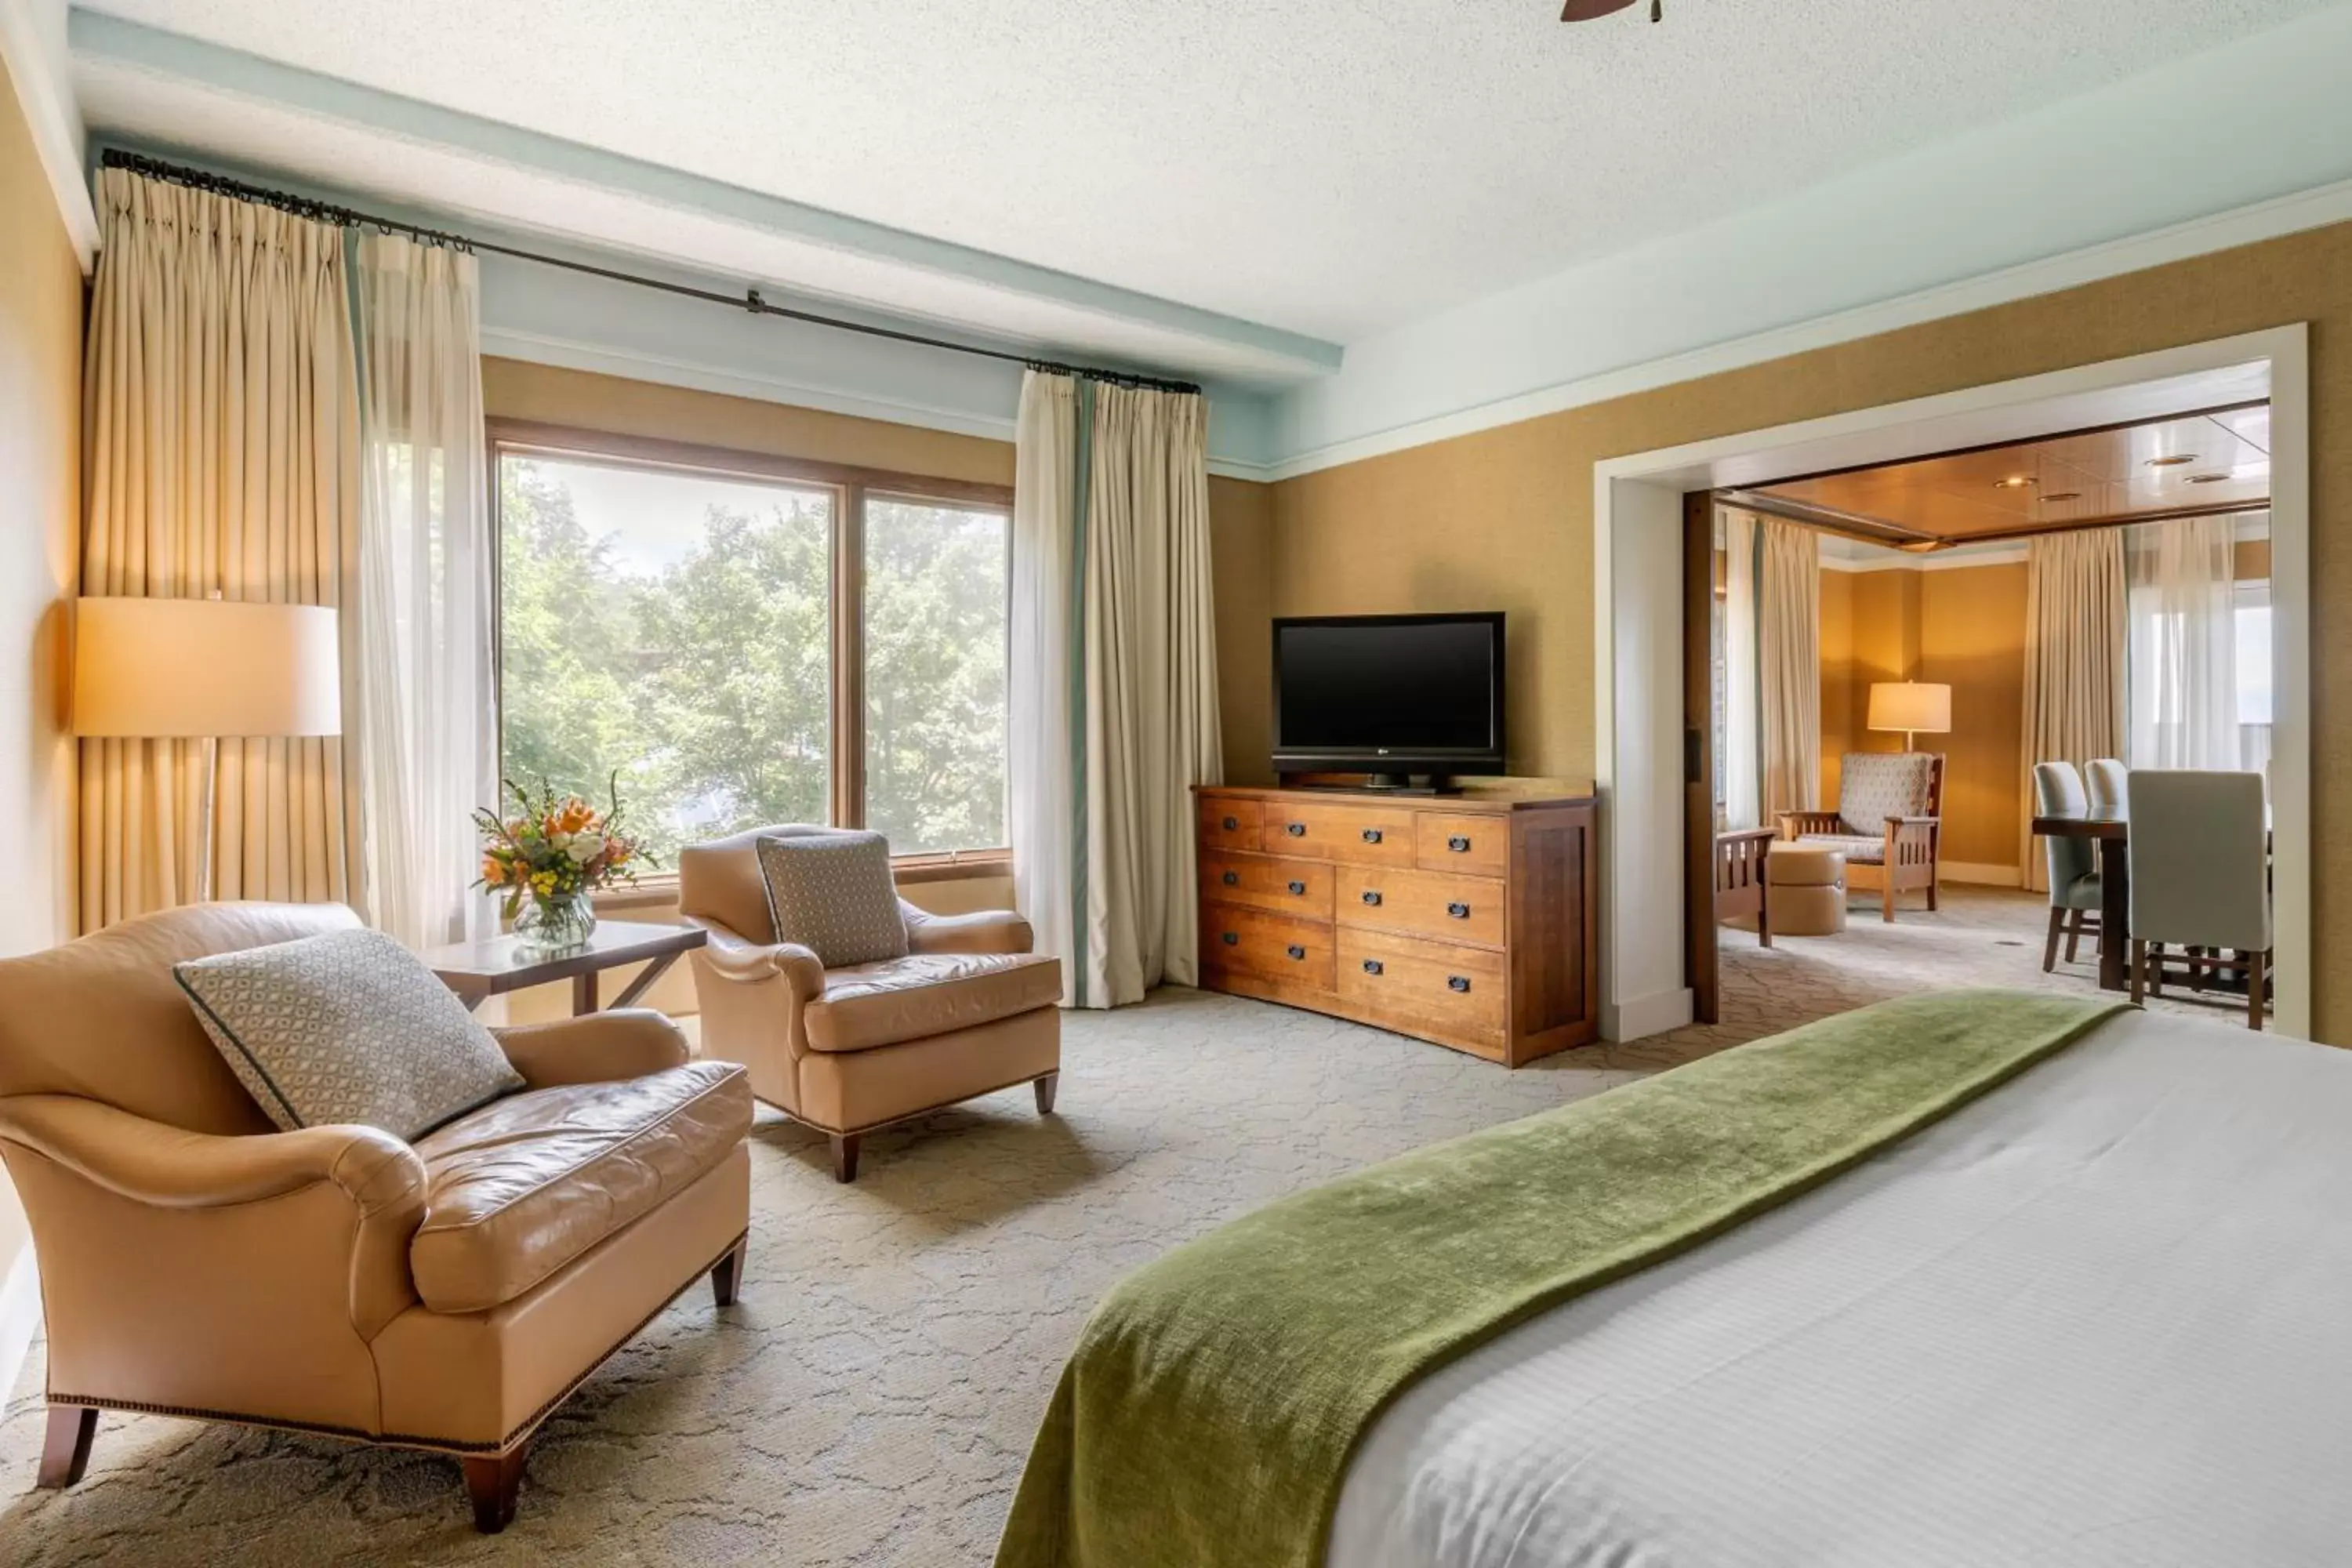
0,902 -> 754,1534
679,826 -> 1062,1181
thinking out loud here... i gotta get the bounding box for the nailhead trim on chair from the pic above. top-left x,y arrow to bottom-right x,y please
49,1228 -> 751,1458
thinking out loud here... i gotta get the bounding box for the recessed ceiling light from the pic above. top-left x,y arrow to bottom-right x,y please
2042,491 -> 2082,503
1993,475 -> 2036,489
2186,472 -> 2234,485
2147,454 -> 2199,467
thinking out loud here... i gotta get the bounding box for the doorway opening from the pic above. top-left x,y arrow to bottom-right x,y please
1682,402 -> 2275,1026
1593,327 -> 2308,1043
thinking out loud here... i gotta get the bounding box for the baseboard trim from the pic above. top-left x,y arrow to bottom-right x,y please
0,1243 -> 41,1405
1604,986 -> 1694,1044
1941,862 -> 2024,888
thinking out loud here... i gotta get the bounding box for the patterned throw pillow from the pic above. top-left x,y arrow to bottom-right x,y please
755,831 -> 909,968
175,928 -> 524,1141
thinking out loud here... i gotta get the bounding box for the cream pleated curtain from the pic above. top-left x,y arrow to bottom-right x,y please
1009,375 -> 1082,993
353,234 -> 498,949
2020,527 -> 2126,892
1010,372 -> 1222,1007
80,169 -> 364,930
1758,517 -> 1822,822
1718,509 -> 1818,827
1719,509 -> 1762,829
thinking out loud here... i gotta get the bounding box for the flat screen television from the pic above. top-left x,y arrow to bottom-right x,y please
1272,612 -> 1504,788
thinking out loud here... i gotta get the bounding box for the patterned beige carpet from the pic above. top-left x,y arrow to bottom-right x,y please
0,888 -> 2220,1566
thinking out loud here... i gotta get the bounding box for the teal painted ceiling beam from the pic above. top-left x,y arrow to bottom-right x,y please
69,9 -> 1345,381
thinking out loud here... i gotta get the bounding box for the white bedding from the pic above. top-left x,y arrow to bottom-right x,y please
1327,1009 -> 2352,1567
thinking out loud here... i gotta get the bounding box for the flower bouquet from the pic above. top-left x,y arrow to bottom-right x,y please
474,775 -> 652,952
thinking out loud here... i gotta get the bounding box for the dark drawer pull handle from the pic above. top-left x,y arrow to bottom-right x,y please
1221,815 -> 1239,831
1286,944 -> 1306,960
1448,975 -> 1471,993
1447,834 -> 1471,853
1360,890 -> 1382,906
1221,870 -> 1239,887
1447,902 -> 1471,920
1287,880 -> 1307,895
1287,822 -> 1306,837
1362,959 -> 1384,975
1361,828 -> 1383,844
1221,931 -> 1239,946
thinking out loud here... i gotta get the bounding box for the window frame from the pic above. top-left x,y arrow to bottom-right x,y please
485,418 -> 1016,887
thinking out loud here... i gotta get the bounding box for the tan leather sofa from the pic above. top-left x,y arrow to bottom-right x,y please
0,902 -> 753,1534
679,826 -> 1062,1181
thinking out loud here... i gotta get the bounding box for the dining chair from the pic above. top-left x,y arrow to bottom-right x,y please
2085,758 -> 2128,816
2124,769 -> 2271,1029
2031,761 -> 2100,972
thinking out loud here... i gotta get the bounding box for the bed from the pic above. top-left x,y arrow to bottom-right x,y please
998,997 -> 2352,1568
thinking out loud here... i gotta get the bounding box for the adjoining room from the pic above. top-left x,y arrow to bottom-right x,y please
1697,403 -> 2278,1026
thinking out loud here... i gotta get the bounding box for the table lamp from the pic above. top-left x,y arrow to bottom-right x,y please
72,597 -> 342,901
1867,681 -> 1951,753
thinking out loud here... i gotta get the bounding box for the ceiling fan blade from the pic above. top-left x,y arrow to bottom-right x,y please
1559,0 -> 1640,18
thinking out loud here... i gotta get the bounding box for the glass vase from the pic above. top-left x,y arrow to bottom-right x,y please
514,891 -> 598,953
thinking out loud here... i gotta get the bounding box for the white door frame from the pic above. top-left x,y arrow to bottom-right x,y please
1592,325 -> 2311,1041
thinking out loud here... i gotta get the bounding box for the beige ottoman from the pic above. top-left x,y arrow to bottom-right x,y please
1766,844 -> 1848,937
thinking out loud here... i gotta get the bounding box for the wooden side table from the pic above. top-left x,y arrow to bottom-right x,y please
421,920 -> 707,1016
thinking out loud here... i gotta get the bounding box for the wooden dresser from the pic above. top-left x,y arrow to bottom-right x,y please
1194,784 -> 1599,1066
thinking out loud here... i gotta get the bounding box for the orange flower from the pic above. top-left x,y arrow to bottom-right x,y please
481,854 -> 509,887
554,797 -> 597,834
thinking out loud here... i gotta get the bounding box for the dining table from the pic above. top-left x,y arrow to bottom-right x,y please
2029,807 -> 2131,991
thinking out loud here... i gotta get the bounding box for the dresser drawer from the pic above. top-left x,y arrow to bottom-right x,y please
1337,929 -> 1505,1041
1198,797 -> 1265,851
1258,800 -> 1418,866
1415,812 -> 1508,877
1200,902 -> 1337,991
1333,864 -> 1505,949
1200,851 -> 1334,920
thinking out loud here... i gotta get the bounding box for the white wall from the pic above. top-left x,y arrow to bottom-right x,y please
1595,477 -> 1693,1040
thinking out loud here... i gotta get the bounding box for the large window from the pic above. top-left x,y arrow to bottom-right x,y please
493,427 -> 1011,873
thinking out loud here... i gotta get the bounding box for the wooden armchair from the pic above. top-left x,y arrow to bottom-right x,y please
1778,753 -> 1944,922
1714,827 -> 1779,946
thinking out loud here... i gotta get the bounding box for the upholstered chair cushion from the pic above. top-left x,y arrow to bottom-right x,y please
754,830 -> 910,968
1835,752 -> 1936,836
2084,757 -> 2129,816
2033,761 -> 2100,910
174,927 -> 524,1140
803,951 -> 1065,1054
408,1059 -> 753,1312
2125,769 -> 2270,953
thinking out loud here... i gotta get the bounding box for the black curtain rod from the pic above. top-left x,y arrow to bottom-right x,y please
99,149 -> 1206,397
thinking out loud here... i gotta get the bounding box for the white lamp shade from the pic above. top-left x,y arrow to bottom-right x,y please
73,597 -> 342,738
1867,681 -> 1952,738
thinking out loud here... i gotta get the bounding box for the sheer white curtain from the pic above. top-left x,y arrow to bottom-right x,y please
1009,371 -> 1222,1007
1720,508 -> 1762,829
2125,515 -> 2240,772
352,234 -> 497,948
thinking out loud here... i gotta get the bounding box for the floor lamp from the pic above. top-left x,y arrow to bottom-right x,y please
71,597 -> 343,904
1867,681 -> 1952,754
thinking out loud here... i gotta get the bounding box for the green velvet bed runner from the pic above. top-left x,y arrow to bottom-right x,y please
994,988 -> 2129,1568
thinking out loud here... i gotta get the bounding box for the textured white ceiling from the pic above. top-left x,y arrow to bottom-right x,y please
75,0 -> 2343,343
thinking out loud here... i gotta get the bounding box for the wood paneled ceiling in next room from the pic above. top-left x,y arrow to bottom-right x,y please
1723,405 -> 2271,553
